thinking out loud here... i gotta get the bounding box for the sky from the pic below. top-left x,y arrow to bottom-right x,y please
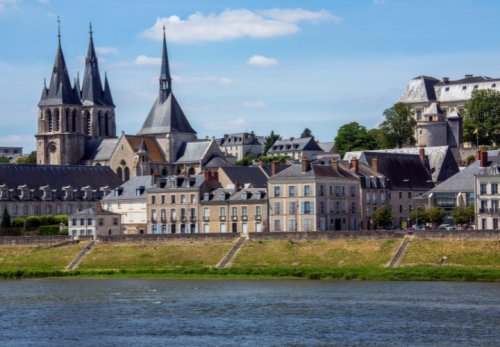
1,0 -> 500,152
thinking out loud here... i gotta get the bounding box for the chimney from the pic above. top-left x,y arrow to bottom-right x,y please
301,156 -> 310,172
371,157 -> 378,172
476,150 -> 481,160
271,160 -> 279,176
331,158 -> 339,171
350,157 -> 359,174
443,77 -> 449,84
480,148 -> 488,168
204,168 -> 210,181
464,74 -> 473,78
419,147 -> 425,162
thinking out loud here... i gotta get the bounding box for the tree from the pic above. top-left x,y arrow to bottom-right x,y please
409,207 -> 429,225
0,156 -> 9,163
366,128 -> 392,150
16,151 -> 37,164
1,207 -> 11,229
300,128 -> 313,138
427,207 -> 446,226
236,154 -> 254,166
334,122 -> 376,157
463,89 -> 500,146
451,205 -> 475,226
380,102 -> 416,148
263,130 -> 281,155
372,205 -> 393,229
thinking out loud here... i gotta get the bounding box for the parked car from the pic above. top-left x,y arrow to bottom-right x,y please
438,224 -> 454,230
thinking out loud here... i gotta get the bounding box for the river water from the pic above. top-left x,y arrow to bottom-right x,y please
0,279 -> 498,346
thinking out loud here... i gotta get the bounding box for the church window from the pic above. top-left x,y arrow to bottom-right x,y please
54,109 -> 60,131
124,167 -> 130,181
72,110 -> 77,132
104,113 -> 110,136
116,167 -> 123,181
47,109 -> 53,132
65,109 -> 70,132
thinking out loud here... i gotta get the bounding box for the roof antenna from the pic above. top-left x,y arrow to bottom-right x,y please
57,16 -> 61,45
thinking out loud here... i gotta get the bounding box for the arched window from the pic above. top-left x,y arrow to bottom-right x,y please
65,108 -> 70,132
46,109 -> 53,132
54,109 -> 60,131
124,167 -> 130,181
84,111 -> 91,136
72,109 -> 77,132
116,167 -> 123,181
104,112 -> 109,136
161,168 -> 167,176
188,167 -> 195,175
97,111 -> 102,136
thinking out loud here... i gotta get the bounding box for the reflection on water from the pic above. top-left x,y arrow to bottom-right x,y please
0,279 -> 498,346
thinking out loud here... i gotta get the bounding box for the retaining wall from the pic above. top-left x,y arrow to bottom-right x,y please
97,233 -> 240,243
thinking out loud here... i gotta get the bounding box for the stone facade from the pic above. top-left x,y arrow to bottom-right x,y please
474,150 -> 500,229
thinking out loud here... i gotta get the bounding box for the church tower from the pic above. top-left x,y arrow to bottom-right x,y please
36,19 -> 84,165
137,26 -> 197,163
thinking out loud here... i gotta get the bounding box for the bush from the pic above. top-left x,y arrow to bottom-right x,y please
12,217 -> 25,228
39,225 -> 64,235
24,216 -> 41,230
24,215 -> 68,230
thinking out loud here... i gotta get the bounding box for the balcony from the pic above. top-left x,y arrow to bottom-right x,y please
203,216 -> 210,222
181,216 -> 187,223
190,216 -> 196,222
231,215 -> 238,221
255,215 -> 262,221
151,218 -> 157,224
219,215 -> 226,221
160,218 -> 167,223
241,215 -> 248,221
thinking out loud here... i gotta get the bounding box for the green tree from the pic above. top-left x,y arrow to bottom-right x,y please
366,128 -> 392,149
334,122 -> 375,157
380,102 -> 416,148
263,130 -> 281,155
451,205 -> 475,225
427,207 -> 446,225
409,207 -> 429,225
300,128 -> 313,138
372,205 -> 393,228
16,151 -> 37,164
0,156 -> 9,163
463,89 -> 500,146
1,207 -> 11,229
236,154 -> 254,166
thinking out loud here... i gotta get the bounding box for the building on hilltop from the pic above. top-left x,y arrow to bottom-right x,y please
0,147 -> 23,162
268,137 -> 324,161
0,164 -> 122,218
68,206 -> 121,238
474,150 -> 500,229
217,132 -> 263,161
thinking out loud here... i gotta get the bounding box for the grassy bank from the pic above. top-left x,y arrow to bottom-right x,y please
0,239 -> 499,281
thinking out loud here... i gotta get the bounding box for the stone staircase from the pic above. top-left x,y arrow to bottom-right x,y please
66,240 -> 97,270
387,236 -> 411,268
217,236 -> 247,269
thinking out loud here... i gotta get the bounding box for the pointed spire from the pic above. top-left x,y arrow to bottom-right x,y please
137,138 -> 148,154
57,16 -> 61,46
103,71 -> 114,106
159,24 -> 172,102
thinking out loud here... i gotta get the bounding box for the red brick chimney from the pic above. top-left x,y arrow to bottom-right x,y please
271,160 -> 279,176
302,157 -> 310,172
371,157 -> 378,172
204,168 -> 210,181
480,149 -> 488,168
419,147 -> 425,162
350,157 -> 359,174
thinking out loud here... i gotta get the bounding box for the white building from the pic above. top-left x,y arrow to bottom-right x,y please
68,207 -> 122,238
474,151 -> 500,230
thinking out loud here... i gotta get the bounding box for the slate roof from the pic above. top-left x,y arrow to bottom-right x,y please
220,166 -> 268,188
256,163 -> 290,177
148,174 -> 205,192
399,76 -> 439,103
424,102 -> 443,116
269,137 -> 323,154
174,141 -> 212,163
317,142 -> 335,153
0,164 -> 121,191
229,188 -> 267,201
81,138 -> 119,162
73,207 -> 120,216
204,156 -> 231,168
124,136 -> 165,162
360,153 -> 432,190
102,175 -> 154,201
270,163 -> 355,180
219,132 -> 261,146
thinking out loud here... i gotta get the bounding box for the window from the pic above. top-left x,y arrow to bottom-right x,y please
98,218 -> 104,226
351,202 -> 356,213
190,194 -> 195,203
161,224 -> 167,234
399,205 -> 403,213
171,209 -> 177,220
288,202 -> 296,214
220,223 -> 227,233
181,195 -> 186,204
274,186 -> 281,197
72,218 -> 77,226
204,224 -> 209,233
241,191 -> 248,200
304,185 -> 311,197
87,218 -> 93,226
399,192 -> 403,199
288,219 -> 297,232
335,186 -> 340,197
180,208 -> 186,219
481,218 -> 486,230
219,192 -> 226,200
381,193 -> 386,204
151,195 -> 156,204
320,201 -> 326,214
161,195 -> 166,204
80,218 -> 84,226
231,207 -> 237,217
255,206 -> 261,217
416,109 -> 422,120
350,186 -> 356,197
151,209 -> 157,222
242,206 -> 248,217
319,185 -> 324,197
161,209 -> 166,222
274,219 -> 281,231
303,219 -> 312,231
170,195 -> 176,204
492,183 -> 498,195
274,202 -> 281,215
113,218 -> 118,225
302,201 -> 314,214
408,192 -> 411,199
480,184 -> 487,195
219,207 -> 226,217
288,186 -> 296,197
493,219 -> 498,230
190,208 -> 196,219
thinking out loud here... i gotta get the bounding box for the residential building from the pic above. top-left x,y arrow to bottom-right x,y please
474,151 -> 500,229
0,164 -> 121,218
218,132 -> 263,161
268,137 -> 324,161
68,206 -> 121,238
268,158 -> 360,232
0,147 -> 23,162
102,175 -> 155,234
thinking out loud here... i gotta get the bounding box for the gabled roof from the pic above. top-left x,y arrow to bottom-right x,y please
124,135 -> 165,162
269,137 -> 323,154
0,164 -> 121,191
174,141 -> 212,163
399,75 -> 439,103
39,39 -> 81,106
220,166 -> 268,188
103,175 -> 154,201
256,163 -> 290,177
317,141 -> 335,153
81,138 -> 119,162
73,207 -> 120,216
270,163 -> 354,180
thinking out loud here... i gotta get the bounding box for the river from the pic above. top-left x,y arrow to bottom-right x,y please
0,279 -> 498,346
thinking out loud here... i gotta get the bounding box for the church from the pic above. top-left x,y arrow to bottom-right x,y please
36,24 -> 227,181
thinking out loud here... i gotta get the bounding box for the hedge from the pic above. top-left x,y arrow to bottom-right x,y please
24,215 -> 68,230
39,225 -> 66,235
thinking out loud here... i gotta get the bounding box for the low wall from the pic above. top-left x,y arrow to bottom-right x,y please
248,230 -> 405,241
412,230 -> 500,240
0,235 -> 72,245
97,233 -> 240,243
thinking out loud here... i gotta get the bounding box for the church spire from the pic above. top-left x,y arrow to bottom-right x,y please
81,22 -> 110,106
159,25 -> 172,102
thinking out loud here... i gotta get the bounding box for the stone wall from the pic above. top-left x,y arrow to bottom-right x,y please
0,235 -> 72,245
97,233 -> 239,243
248,230 -> 405,241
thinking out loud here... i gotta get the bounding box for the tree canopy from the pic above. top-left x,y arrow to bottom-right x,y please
334,122 -> 377,157
372,205 -> 393,228
0,156 -> 9,164
463,89 -> 500,146
300,128 -> 313,138
263,130 -> 281,155
16,151 -> 37,164
451,205 -> 475,225
380,102 -> 416,148
1,207 -> 11,229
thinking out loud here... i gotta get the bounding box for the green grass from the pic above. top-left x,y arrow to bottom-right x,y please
78,241 -> 234,270
234,239 -> 399,267
402,239 -> 500,268
0,242 -> 88,271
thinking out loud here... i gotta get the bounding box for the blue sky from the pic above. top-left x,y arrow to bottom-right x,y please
1,0 -> 500,152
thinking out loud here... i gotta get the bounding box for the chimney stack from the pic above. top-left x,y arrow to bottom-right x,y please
271,160 -> 279,176
204,168 -> 210,181
331,158 -> 339,171
350,157 -> 359,174
419,147 -> 426,162
371,157 -> 378,172
464,74 -> 473,78
480,148 -> 488,168
443,77 -> 449,84
301,157 -> 310,172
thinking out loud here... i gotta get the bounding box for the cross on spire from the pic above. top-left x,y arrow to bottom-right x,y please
89,22 -> 93,38
57,16 -> 61,45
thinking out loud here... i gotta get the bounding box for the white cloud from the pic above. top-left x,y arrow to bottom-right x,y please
141,8 -> 339,43
176,75 -> 233,85
242,101 -> 267,108
134,55 -> 161,65
206,117 -> 246,130
96,46 -> 118,55
0,0 -> 18,12
247,55 -> 278,66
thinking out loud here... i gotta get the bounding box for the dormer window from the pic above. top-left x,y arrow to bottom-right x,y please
0,185 -> 9,200
62,186 -> 73,200
18,185 -> 29,200
40,186 -> 52,200
204,192 -> 210,201
219,192 -> 226,200
241,191 -> 248,200
445,87 -> 449,92
81,186 -> 92,201
255,191 -> 261,199
462,86 -> 467,90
